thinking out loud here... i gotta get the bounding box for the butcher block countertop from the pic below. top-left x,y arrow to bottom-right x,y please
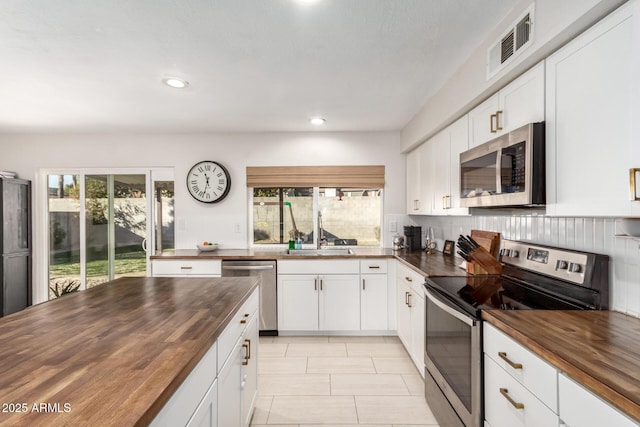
483,310 -> 640,423
0,276 -> 258,427
151,248 -> 467,278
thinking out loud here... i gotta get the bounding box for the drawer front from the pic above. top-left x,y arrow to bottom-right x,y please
278,259 -> 360,275
360,259 -> 388,274
217,289 -> 259,373
483,323 -> 557,412
152,259 -> 222,276
559,373 -> 638,427
484,354 -> 559,427
396,261 -> 425,295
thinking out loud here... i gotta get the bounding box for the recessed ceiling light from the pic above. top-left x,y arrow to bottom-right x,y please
162,77 -> 189,89
309,117 -> 326,125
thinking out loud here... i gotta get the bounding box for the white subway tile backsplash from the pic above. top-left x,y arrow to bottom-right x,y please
411,214 -> 640,318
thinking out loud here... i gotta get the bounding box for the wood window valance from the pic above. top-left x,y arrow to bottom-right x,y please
246,165 -> 385,188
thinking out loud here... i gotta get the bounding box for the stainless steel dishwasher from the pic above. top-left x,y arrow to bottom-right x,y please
221,260 -> 277,335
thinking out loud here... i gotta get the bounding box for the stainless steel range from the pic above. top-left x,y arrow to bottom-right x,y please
423,240 -> 609,427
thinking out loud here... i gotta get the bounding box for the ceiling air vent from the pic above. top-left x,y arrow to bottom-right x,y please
487,4 -> 534,79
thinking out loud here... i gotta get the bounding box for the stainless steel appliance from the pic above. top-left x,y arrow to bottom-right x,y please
424,240 -> 609,427
460,122 -> 545,208
221,260 -> 277,335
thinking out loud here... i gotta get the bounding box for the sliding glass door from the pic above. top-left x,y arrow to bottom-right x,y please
46,169 -> 173,299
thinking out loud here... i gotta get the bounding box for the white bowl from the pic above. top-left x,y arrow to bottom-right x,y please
197,243 -> 218,251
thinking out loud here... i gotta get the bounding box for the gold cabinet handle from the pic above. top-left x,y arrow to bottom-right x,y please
320,278 -> 323,291
362,279 -> 366,290
490,113 -> 497,133
407,292 -> 412,308
180,266 -> 193,270
631,168 -> 640,201
445,195 -> 451,209
405,276 -> 413,282
240,313 -> 250,324
242,339 -> 250,365
314,278 -> 317,291
498,352 -> 523,369
368,265 -> 380,269
500,388 -> 524,409
495,110 -> 503,131
405,291 -> 409,306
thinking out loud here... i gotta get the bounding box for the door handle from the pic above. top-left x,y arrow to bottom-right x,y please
240,313 -> 250,324
314,278 -> 317,291
495,110 -> 503,131
499,388 -> 524,409
362,279 -> 366,290
631,168 -> 640,201
498,352 -> 523,369
490,113 -> 497,133
407,292 -> 412,308
242,339 -> 250,366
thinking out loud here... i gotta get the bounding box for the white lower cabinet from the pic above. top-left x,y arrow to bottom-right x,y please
151,259 -> 222,277
187,381 -> 217,427
277,259 -> 390,333
558,373 -> 639,427
396,261 -> 425,374
151,287 -> 258,427
278,273 -> 360,331
483,323 -> 558,427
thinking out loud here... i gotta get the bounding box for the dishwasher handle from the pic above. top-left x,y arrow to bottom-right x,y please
222,265 -> 274,271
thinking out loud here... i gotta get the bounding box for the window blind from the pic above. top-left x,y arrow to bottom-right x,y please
246,165 -> 385,188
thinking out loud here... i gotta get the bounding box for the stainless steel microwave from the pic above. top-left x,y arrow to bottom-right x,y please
460,122 -> 545,207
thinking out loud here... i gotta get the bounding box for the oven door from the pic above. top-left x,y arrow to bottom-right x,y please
424,288 -> 482,427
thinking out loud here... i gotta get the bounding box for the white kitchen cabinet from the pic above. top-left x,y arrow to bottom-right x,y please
396,261 -> 426,374
546,1 -> 640,216
277,259 -> 361,332
558,373 -> 639,427
468,61 -> 544,148
151,259 -> 222,277
360,259 -> 389,331
151,288 -> 259,427
406,142 -> 432,215
186,381 -> 217,427
484,355 -> 558,427
430,115 -> 470,215
218,290 -> 259,427
241,314 -> 259,427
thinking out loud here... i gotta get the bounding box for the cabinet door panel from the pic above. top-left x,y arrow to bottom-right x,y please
498,61 -> 544,133
406,147 -> 422,214
218,344 -> 243,427
319,275 -> 360,331
187,381 -> 217,427
242,315 -> 259,427
430,129 -> 450,215
277,275 -> 319,331
361,274 -> 388,330
410,290 -> 425,373
469,93 -> 500,147
546,3 -> 635,216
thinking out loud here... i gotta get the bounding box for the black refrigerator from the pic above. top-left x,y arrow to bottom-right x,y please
1,178 -> 31,316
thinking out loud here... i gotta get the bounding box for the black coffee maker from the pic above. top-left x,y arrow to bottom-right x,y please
404,226 -> 422,252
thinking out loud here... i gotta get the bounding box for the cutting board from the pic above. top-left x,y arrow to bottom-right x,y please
467,230 -> 500,275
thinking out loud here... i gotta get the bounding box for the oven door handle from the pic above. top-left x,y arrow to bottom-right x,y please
425,288 -> 476,327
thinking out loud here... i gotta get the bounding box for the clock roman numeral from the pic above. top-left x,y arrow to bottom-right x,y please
217,172 -> 223,177
191,180 -> 198,185
192,185 -> 199,192
205,164 -> 212,171
219,179 -> 225,184
217,186 -> 223,191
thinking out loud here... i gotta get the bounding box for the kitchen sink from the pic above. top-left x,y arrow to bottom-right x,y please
287,248 -> 354,256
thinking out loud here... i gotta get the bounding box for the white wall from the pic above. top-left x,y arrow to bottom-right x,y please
401,0 -> 627,151
1,131 -> 404,249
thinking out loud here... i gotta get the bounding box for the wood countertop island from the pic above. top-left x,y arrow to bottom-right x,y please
483,310 -> 640,423
0,276 -> 258,427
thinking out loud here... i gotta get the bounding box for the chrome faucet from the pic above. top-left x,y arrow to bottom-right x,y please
317,211 -> 327,249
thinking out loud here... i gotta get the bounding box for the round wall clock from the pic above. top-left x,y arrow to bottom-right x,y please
186,161 -> 231,203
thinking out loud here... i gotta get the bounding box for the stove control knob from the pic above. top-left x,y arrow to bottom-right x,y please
509,249 -> 519,258
556,260 -> 568,270
500,248 -> 510,256
568,262 -> 582,273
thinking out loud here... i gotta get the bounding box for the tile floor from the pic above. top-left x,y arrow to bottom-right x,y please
251,335 -> 439,426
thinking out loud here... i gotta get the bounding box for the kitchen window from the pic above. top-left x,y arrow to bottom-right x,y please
252,187 -> 382,246
247,165 -> 385,248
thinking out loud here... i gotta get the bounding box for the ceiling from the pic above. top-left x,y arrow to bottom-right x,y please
0,0 -> 519,134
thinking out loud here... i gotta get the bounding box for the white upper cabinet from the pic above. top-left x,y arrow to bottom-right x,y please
430,115 -> 470,215
406,142 -> 432,215
468,61 -> 545,148
546,1 -> 640,217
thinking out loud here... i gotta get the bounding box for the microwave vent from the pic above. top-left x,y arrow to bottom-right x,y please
487,5 -> 534,79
